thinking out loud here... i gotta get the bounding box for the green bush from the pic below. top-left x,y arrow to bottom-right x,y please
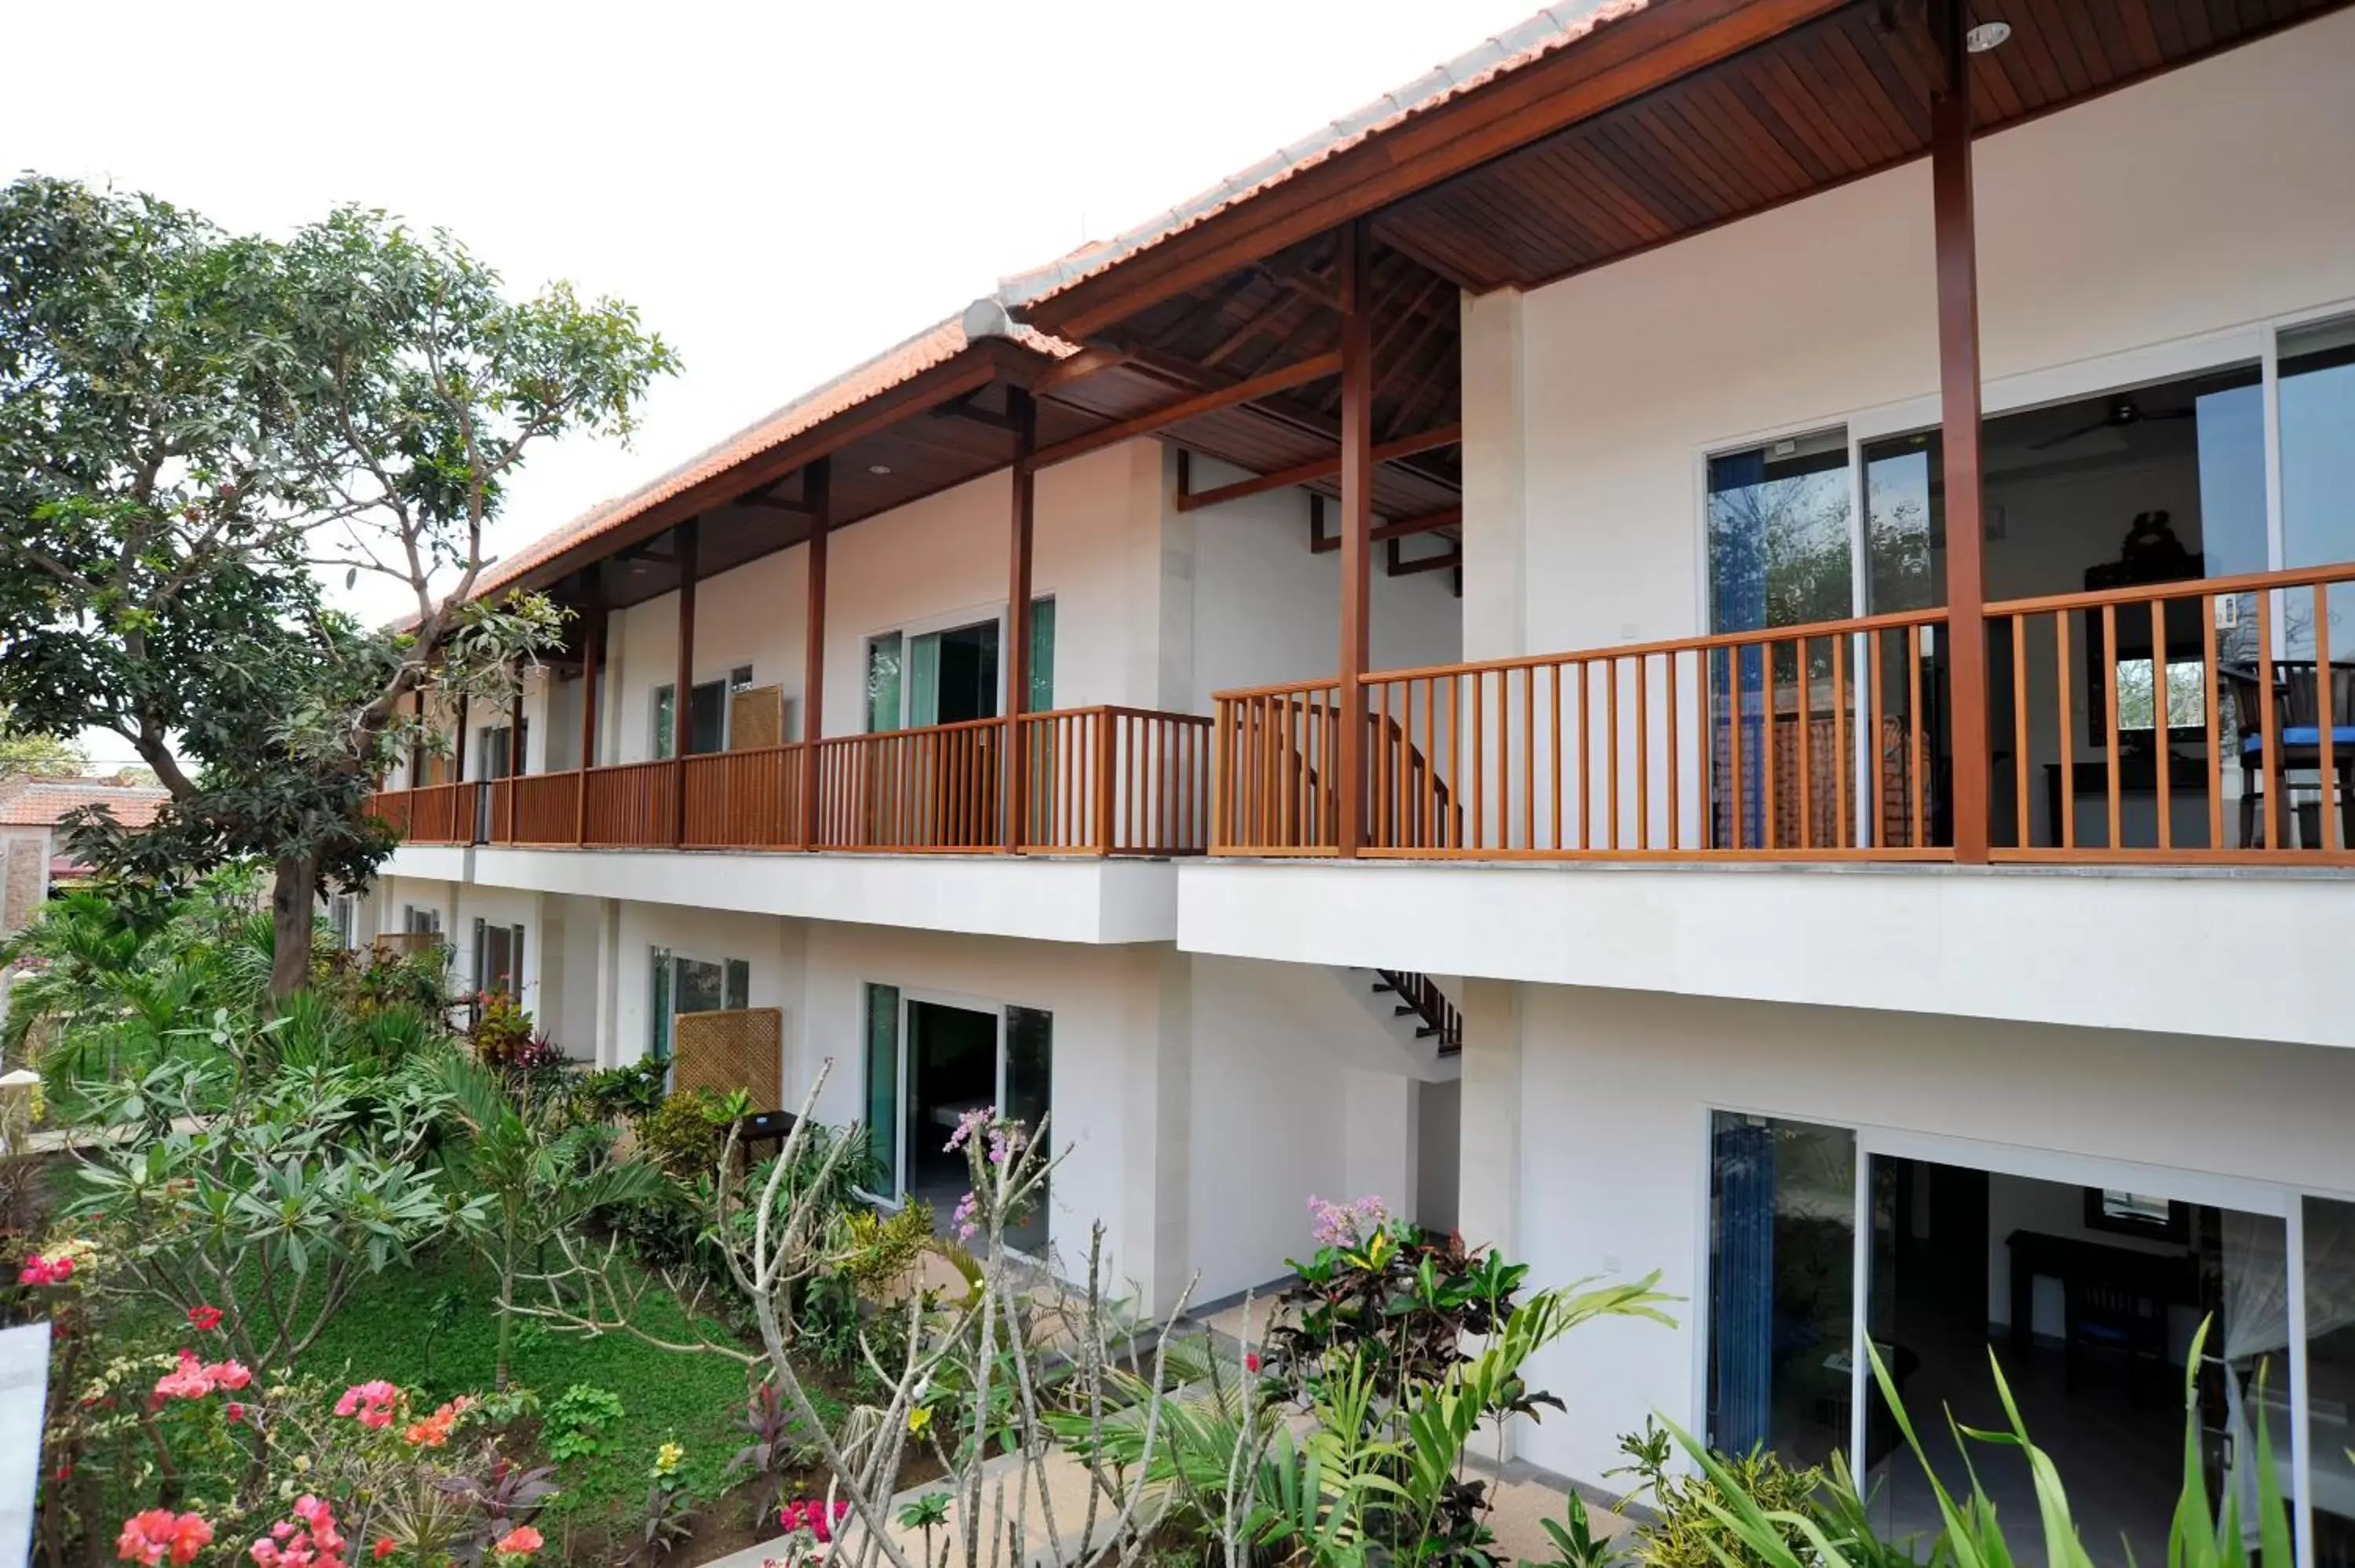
639,1086 -> 741,1181
577,1058 -> 669,1124
546,1382 -> 627,1464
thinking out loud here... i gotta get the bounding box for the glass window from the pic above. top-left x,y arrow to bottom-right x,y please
1003,1006 -> 1053,1255
1027,597 -> 1056,714
2306,1196 -> 2355,1566
867,635 -> 904,733
1708,432 -> 1853,633
675,957 -> 725,1016
652,684 -> 677,760
864,983 -> 901,1189
649,946 -> 673,1060
1707,1111 -> 1856,1468
723,958 -> 750,1012
1861,432 -> 1944,614
2280,316 -> 2355,661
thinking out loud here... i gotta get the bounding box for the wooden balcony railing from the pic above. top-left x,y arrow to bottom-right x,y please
366,708 -> 1209,860
1986,561 -> 2355,865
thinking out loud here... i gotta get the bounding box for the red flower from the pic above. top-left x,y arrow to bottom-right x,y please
115,1509 -> 213,1566
1245,1352 -> 1261,1374
374,1541 -> 396,1562
188,1305 -> 223,1331
226,1402 -> 246,1424
494,1525 -> 543,1556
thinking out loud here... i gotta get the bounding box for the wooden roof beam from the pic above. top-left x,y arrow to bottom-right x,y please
929,388 -> 1027,433
1025,350 -> 1342,471
736,477 -> 812,515
1370,506 -> 1461,542
1175,422 -> 1462,512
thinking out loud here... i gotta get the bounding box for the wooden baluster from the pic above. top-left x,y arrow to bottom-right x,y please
2102,604 -> 2121,850
1605,656 -> 1620,851
1636,654 -> 1651,851
1833,636 -> 1850,849
1761,643 -> 1777,852
1667,652 -> 1682,851
2203,600 -> 2222,852
2012,615 -> 2031,848
1729,649 -> 1746,851
1866,633 -> 1883,851
2054,613 -> 2074,851
1549,662 -> 1564,853
1796,637 -> 1813,851
2151,600 -> 2172,851
2318,584 -> 2338,854
1521,665 -> 1535,852
1908,628 -> 1926,849
1577,660 -> 1592,851
1471,669 -> 1486,852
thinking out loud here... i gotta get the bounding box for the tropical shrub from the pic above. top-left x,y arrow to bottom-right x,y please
546,1383 -> 627,1464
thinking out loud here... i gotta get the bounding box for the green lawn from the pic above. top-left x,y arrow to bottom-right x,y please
298,1243 -> 842,1542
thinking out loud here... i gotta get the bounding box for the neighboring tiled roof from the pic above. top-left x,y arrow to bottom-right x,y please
476,312 -> 1078,598
996,0 -> 1640,310
0,778 -> 170,829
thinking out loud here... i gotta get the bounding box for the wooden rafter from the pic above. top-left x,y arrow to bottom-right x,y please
929,388 -> 1025,433
1369,507 -> 1461,542
1027,350 -> 1343,471
1175,422 -> 1462,512
737,478 -> 812,516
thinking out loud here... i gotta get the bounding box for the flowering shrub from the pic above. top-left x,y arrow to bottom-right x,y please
20,1250 -> 76,1285
152,1347 -> 252,1401
248,1493 -> 349,1568
115,1508 -> 214,1566
334,1380 -> 401,1431
779,1497 -> 851,1543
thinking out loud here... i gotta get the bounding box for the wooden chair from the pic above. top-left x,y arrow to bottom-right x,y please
2064,1271 -> 2170,1402
2221,660 -> 2355,849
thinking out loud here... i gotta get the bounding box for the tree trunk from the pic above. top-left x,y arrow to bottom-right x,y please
269,853 -> 317,1000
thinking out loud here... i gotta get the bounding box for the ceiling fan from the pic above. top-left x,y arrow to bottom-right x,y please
2028,394 -> 2195,450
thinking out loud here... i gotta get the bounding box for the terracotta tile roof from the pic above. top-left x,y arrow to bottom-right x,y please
995,0 -> 1645,310
0,778 -> 170,829
476,311 -> 1078,599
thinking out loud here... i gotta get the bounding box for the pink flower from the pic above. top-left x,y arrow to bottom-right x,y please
188,1305 -> 224,1331
208,1359 -> 253,1391
117,1509 -> 213,1566
494,1525 -> 543,1556
18,1253 -> 73,1286
154,1350 -> 215,1401
227,1402 -> 246,1424
334,1380 -> 400,1429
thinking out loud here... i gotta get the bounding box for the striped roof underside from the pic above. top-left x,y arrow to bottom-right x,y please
995,0 -> 1641,309
476,315 -> 1076,598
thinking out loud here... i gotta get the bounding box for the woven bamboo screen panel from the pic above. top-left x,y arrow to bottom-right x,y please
728,686 -> 786,751
371,931 -> 444,961
672,1007 -> 784,1109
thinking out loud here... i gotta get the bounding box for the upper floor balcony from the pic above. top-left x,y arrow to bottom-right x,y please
369,703 -> 1210,857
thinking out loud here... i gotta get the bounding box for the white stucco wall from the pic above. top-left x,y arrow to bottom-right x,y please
1477,10 -> 2355,659
1186,454 -> 1463,706
1499,983 -> 2355,1489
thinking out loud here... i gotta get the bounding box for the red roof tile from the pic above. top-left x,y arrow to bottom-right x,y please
476,312 -> 1076,599
996,0 -> 1650,311
0,779 -> 170,829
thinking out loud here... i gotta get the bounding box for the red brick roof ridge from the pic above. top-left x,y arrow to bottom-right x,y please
0,777 -> 171,828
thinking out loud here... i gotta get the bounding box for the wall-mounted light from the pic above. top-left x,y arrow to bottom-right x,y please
1965,20 -> 2011,51
867,464 -> 893,476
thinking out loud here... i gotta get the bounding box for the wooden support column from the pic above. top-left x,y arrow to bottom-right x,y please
453,695 -> 469,782
671,518 -> 699,845
1004,388 -> 1039,853
1336,220 -> 1375,857
798,458 -> 832,848
1932,2 -> 1990,863
575,600 -> 605,844
508,688 -> 525,776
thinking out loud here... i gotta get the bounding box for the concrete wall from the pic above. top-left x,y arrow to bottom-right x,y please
1471,11 -> 2355,662
1496,983 -> 2355,1488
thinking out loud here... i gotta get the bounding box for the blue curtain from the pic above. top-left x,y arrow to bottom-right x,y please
1708,453 -> 1769,848
1712,1116 -> 1777,1455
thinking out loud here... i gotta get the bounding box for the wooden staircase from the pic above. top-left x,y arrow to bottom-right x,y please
1371,968 -> 1462,1056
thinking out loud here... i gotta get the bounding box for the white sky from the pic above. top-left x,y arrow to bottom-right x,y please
7,0 -> 1542,764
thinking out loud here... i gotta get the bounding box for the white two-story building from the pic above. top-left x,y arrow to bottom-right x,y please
370,0 -> 2355,1559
